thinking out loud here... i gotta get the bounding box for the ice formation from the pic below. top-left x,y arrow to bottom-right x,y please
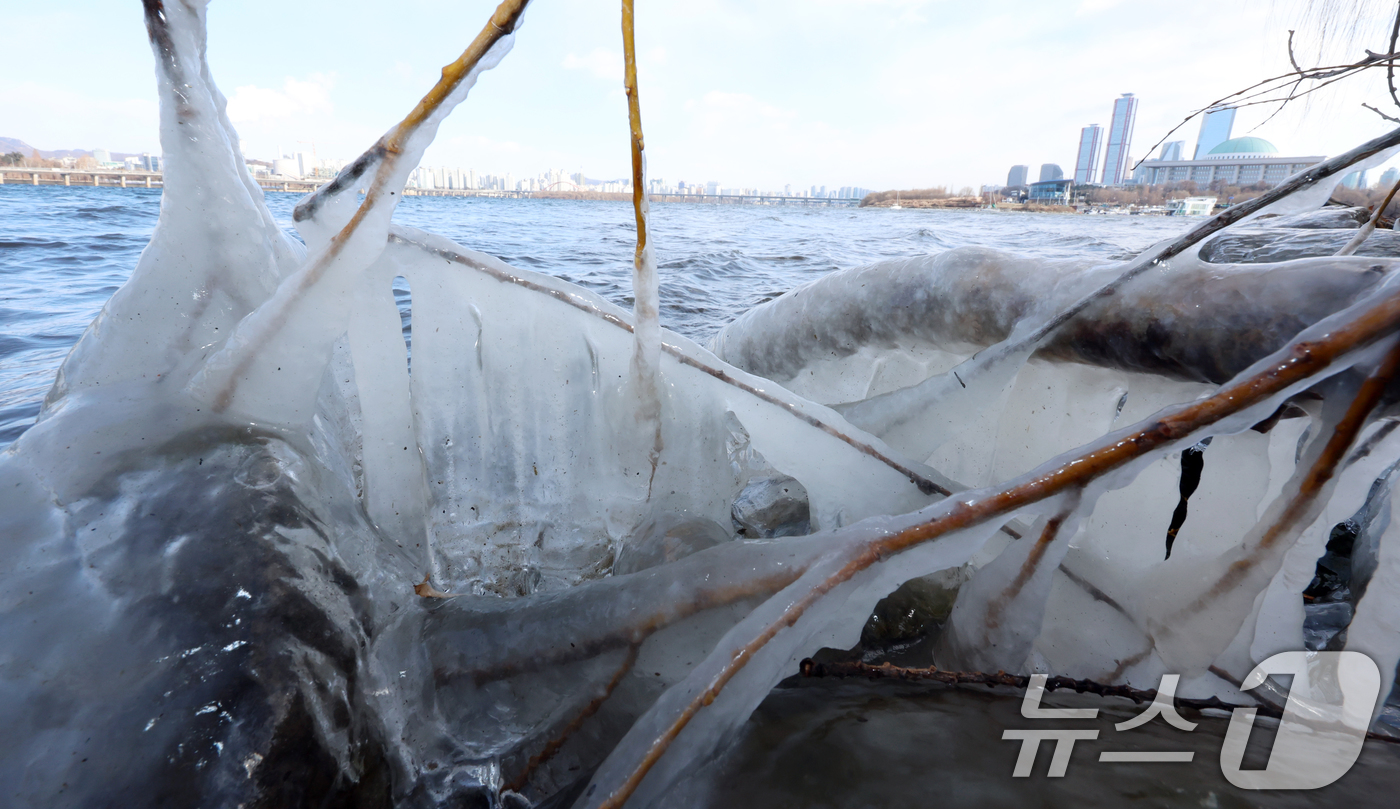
4,1 -> 1400,807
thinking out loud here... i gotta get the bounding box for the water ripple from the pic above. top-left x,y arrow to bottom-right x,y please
0,186 -> 1192,447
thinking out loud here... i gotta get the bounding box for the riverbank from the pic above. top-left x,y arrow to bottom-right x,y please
862,196 -> 1074,213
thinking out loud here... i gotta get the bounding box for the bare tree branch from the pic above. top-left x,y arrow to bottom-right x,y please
1364,101 -> 1400,123
1388,1 -> 1400,112
592,248 -> 1400,809
1133,47 -> 1400,173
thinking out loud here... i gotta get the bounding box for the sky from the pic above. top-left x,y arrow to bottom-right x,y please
4,0 -> 1400,191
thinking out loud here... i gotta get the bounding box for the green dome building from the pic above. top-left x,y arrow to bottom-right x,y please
1135,133 -> 1322,189
1205,136 -> 1279,160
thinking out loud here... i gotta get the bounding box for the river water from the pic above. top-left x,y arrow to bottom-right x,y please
0,184 -> 1190,448
5,185 -> 1399,805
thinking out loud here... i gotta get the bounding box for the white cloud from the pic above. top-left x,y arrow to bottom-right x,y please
561,48 -> 623,81
0,81 -> 157,153
685,91 -> 794,129
1077,0 -> 1125,14
225,73 -> 335,123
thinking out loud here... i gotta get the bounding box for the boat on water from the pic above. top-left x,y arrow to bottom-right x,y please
1167,196 -> 1219,216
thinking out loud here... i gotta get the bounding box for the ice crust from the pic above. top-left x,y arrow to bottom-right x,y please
4,3 -> 1400,807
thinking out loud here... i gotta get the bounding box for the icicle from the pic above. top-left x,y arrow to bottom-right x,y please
1146,338 -> 1400,677
936,489 -> 1089,673
1348,475 -> 1400,728
622,0 -> 663,493
185,0 -> 531,427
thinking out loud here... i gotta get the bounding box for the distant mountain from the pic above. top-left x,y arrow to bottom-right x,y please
1,137 -> 142,161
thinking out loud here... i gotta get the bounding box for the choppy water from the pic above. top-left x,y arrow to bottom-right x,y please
0,184 -> 1191,448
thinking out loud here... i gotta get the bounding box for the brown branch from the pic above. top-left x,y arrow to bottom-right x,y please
621,0 -> 664,493
1340,176 -> 1400,256
796,659 -> 1400,744
983,492 -> 1079,635
211,0 -> 532,411
1166,336 -> 1400,627
801,659 -> 1246,709
592,251 -> 1400,809
504,645 -> 640,793
623,0 -> 646,270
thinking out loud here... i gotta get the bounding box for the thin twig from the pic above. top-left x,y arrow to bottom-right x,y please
1134,50 -> 1399,171
796,659 -> 1400,744
622,0 -> 664,492
592,255 -> 1400,809
1288,29 -> 1303,73
968,126 -> 1400,386
210,0 -> 532,411
1339,176 -> 1400,256
504,645 -> 640,793
1363,101 -> 1400,124
390,232 -> 964,502
1164,336 -> 1400,629
801,659 -> 1248,709
1389,2 -> 1400,112
983,492 -> 1079,635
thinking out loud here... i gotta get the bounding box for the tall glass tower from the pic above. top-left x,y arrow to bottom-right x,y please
1101,94 -> 1138,186
1074,125 -> 1103,184
1193,106 -> 1236,159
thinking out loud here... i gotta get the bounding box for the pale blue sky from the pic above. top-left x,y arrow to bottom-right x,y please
3,0 -> 1397,189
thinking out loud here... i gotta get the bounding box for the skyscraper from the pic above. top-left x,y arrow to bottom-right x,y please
1101,93 -> 1138,186
1159,140 -> 1185,162
1039,164 -> 1064,182
1193,106 -> 1237,160
1007,165 -> 1029,187
1074,125 -> 1103,184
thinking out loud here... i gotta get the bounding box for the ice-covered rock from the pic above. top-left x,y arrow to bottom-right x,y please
1258,205 -> 1370,229
614,516 -> 731,574
731,475 -> 812,538
1201,228 -> 1400,263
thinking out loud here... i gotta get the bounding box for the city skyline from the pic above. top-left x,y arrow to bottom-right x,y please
6,1 -> 1400,193
1101,93 -> 1138,186
1073,125 -> 1102,185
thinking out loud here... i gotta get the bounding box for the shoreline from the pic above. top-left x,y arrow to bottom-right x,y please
861,197 -> 1074,213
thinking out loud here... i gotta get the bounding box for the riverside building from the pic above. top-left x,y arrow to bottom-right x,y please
1194,106 -> 1238,159
1101,94 -> 1138,186
1133,136 -> 1324,188
1074,124 -> 1104,184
